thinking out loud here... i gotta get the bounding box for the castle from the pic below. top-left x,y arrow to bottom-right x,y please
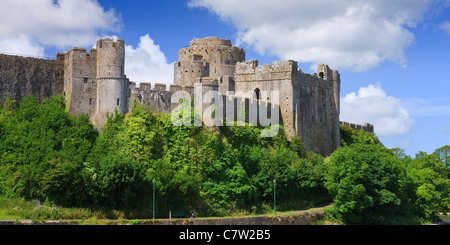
0,36 -> 373,156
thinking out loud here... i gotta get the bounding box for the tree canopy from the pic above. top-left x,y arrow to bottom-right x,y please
0,96 -> 448,223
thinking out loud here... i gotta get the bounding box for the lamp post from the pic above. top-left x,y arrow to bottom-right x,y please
273,179 -> 276,215
153,178 -> 156,219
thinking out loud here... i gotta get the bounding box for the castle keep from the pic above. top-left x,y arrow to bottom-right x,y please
0,36 -> 373,156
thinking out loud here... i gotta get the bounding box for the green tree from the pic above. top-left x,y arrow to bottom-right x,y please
325,144 -> 402,224
0,96 -> 95,202
406,151 -> 450,220
340,124 -> 381,147
433,145 -> 450,169
86,153 -> 150,208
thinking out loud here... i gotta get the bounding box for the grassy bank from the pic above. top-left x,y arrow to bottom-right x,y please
0,197 -> 154,222
0,197 -> 331,224
1,197 -> 432,225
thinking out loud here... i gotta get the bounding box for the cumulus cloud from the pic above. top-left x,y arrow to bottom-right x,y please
0,34 -> 45,57
340,83 -> 414,136
189,0 -> 441,71
125,34 -> 174,85
0,0 -> 120,56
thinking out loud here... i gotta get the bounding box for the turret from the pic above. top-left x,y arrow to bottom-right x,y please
174,37 -> 245,87
92,38 -> 126,129
331,69 -> 340,115
317,64 -> 340,114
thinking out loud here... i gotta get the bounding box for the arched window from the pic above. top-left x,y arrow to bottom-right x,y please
319,72 -> 324,79
254,88 -> 261,100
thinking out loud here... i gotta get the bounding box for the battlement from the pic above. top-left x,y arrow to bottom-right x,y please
97,38 -> 125,49
66,47 -> 97,61
340,121 -> 374,133
236,60 -> 299,74
235,60 -> 299,82
56,53 -> 66,62
129,82 -> 194,94
189,36 -> 232,47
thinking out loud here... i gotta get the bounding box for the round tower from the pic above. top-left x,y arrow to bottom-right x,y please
174,37 -> 245,86
93,37 -> 126,129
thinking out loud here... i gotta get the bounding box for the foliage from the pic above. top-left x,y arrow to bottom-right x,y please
324,125 -> 450,224
0,96 -> 449,224
0,96 -> 95,204
433,145 -> 450,169
405,151 -> 450,220
325,143 -> 403,224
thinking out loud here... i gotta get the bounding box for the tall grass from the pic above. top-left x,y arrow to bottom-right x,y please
0,197 -> 153,221
0,197 -> 93,220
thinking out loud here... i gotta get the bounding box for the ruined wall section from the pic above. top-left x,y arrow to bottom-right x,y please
174,37 -> 245,87
64,48 -> 97,117
0,54 -> 64,104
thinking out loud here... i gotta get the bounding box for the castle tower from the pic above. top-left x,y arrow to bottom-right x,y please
92,38 -> 127,129
331,69 -> 340,115
174,37 -> 245,87
63,47 -> 97,117
317,63 -> 341,152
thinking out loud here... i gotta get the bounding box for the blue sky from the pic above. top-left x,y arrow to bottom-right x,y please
1,0 -> 450,157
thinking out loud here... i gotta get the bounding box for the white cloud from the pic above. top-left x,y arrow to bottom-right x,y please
439,21 -> 450,35
0,34 -> 44,57
0,0 -> 120,56
125,34 -> 174,85
340,83 -> 414,136
189,0 -> 441,71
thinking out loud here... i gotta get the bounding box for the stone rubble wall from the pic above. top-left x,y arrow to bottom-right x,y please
0,54 -> 64,104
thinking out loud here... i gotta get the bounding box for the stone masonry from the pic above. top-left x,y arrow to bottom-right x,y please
0,36 -> 373,156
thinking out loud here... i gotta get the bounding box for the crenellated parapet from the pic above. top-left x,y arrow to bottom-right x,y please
235,60 -> 297,82
340,121 -> 374,133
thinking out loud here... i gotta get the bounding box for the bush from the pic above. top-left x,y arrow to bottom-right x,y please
325,144 -> 402,224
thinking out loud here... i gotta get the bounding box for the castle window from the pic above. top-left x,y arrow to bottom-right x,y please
117,99 -> 120,106
254,88 -> 260,100
193,55 -> 202,61
80,52 -> 82,58
293,107 -> 296,128
89,98 -> 92,105
83,78 -> 88,83
319,72 -> 324,79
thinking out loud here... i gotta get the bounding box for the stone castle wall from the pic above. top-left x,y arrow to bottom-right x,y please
0,54 -> 64,104
340,121 -> 374,133
63,48 -> 97,117
0,36 -> 351,156
234,59 -> 340,155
